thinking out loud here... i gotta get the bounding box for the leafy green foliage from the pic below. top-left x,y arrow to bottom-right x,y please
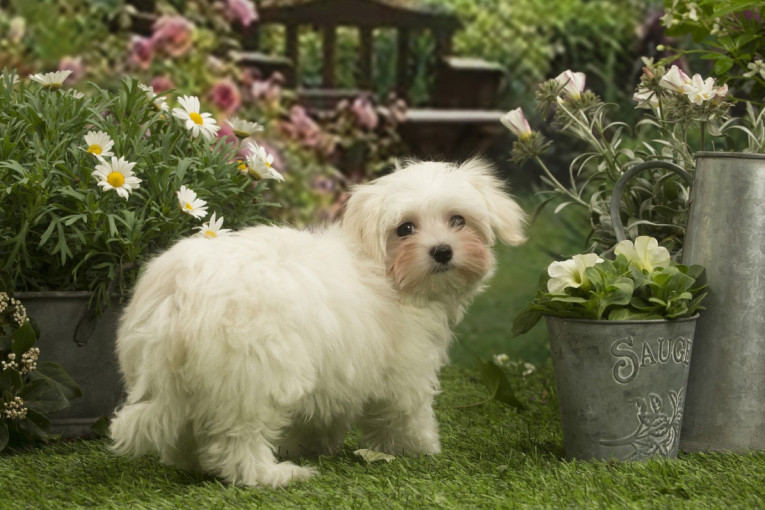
0,71 -> 269,311
513,253 -> 707,336
0,294 -> 81,451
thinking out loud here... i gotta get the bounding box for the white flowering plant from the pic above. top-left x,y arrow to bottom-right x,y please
512,236 -> 707,336
0,69 -> 282,312
0,293 -> 81,451
503,63 -> 764,255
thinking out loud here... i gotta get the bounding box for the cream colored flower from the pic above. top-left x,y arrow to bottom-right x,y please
29,70 -> 72,89
684,74 -> 717,105
633,86 -> 659,109
547,253 -> 603,294
614,236 -> 671,272
83,131 -> 114,159
554,70 -> 586,100
91,157 -> 141,199
176,185 -> 208,219
659,65 -> 691,93
500,107 -> 532,139
245,141 -> 284,181
226,117 -> 264,138
172,95 -> 220,140
744,59 -> 765,80
195,212 -> 231,239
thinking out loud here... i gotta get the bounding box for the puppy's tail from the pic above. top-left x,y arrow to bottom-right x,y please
109,401 -> 179,457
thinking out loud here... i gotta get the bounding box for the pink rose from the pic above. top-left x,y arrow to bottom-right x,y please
128,36 -> 154,70
207,79 -> 241,115
150,75 -> 175,94
225,0 -> 258,28
151,15 -> 194,58
351,96 -> 379,130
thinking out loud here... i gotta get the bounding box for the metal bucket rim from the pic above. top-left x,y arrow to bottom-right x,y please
695,151 -> 765,161
545,313 -> 700,326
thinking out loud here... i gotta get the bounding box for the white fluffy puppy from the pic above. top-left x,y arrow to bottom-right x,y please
110,159 -> 526,487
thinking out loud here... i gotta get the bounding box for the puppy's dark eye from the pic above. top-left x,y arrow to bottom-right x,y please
396,222 -> 416,237
450,215 -> 466,229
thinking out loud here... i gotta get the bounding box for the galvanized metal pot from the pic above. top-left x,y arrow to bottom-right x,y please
15,291 -> 124,437
546,315 -> 698,461
610,153 -> 765,453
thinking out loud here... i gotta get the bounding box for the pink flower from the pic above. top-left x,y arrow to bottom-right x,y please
151,15 -> 194,58
207,79 -> 241,115
554,70 -> 586,99
225,0 -> 258,28
351,96 -> 379,130
150,75 -> 175,94
58,56 -> 85,83
128,36 -> 154,70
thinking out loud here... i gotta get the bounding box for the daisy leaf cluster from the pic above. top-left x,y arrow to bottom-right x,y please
503,64 -> 763,255
0,69 -> 276,312
512,236 -> 708,335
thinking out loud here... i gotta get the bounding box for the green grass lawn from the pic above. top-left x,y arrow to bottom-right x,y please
2,364 -> 764,509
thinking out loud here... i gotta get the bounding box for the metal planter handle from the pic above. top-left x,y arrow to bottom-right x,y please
609,161 -> 694,242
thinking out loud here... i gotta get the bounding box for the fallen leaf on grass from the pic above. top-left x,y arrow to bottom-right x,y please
353,449 -> 396,463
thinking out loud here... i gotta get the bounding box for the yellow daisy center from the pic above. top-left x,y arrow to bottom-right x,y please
189,112 -> 204,125
88,144 -> 102,155
107,171 -> 125,188
184,202 -> 194,210
265,160 -> 272,168
205,230 -> 217,238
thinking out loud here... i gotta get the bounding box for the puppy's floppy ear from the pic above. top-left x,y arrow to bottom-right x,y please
459,158 -> 527,246
342,181 -> 388,265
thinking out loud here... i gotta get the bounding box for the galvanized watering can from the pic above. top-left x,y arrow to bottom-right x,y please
611,152 -> 765,453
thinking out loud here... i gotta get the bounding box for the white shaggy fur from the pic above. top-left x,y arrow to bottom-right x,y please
109,159 -> 526,487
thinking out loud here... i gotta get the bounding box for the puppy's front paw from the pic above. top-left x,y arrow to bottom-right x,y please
237,461 -> 317,488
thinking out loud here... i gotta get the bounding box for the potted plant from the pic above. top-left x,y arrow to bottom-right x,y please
513,236 -> 707,461
0,69 -> 281,434
502,57 -> 765,454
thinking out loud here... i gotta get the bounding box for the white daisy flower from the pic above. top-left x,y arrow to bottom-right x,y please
245,141 -> 284,182
138,83 -> 169,111
28,70 -> 72,89
91,157 -> 141,200
172,95 -> 220,140
83,131 -> 114,159
69,90 -> 85,99
195,212 -> 231,239
226,117 -> 264,138
176,185 -> 208,219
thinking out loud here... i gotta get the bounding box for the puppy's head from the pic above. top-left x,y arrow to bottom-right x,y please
343,159 -> 526,299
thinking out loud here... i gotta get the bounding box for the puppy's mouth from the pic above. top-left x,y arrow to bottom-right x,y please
430,263 -> 454,274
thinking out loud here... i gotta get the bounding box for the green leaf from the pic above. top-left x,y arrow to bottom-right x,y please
12,322 -> 36,358
19,378 -> 71,414
33,361 -> 82,401
475,357 -> 526,410
18,408 -> 53,442
511,305 -> 543,337
713,58 -> 735,75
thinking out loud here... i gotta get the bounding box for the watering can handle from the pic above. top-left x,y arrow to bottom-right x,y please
609,161 -> 694,242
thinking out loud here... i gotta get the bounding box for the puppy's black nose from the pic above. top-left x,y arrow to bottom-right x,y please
430,244 -> 453,264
